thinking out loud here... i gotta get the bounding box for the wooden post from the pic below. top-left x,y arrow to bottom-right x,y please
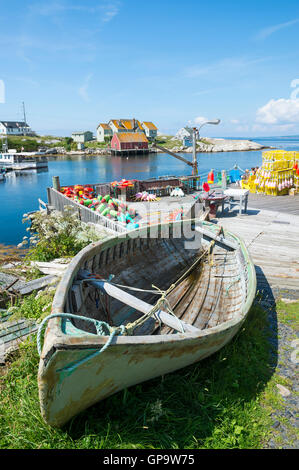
52,176 -> 61,191
221,170 -> 227,190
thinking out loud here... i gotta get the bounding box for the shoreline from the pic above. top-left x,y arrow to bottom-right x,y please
43,137 -> 269,157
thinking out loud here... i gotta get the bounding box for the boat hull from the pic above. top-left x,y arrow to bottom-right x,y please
38,220 -> 256,427
39,321 -> 242,427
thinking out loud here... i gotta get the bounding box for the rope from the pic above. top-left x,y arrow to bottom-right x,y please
111,228 -> 224,335
225,276 -> 241,296
124,283 -> 185,336
38,227 -> 224,357
36,312 -> 125,356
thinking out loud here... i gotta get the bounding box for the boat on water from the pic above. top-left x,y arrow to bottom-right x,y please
38,219 -> 256,427
0,150 -> 48,170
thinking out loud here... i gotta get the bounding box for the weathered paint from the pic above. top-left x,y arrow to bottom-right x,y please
38,220 -> 256,427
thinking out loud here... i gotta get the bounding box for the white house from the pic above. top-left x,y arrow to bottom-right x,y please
142,122 -> 158,139
0,121 -> 33,136
71,131 -> 93,143
175,127 -> 193,140
108,119 -> 144,134
96,123 -> 113,142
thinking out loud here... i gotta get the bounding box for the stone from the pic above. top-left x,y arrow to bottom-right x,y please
276,384 -> 291,397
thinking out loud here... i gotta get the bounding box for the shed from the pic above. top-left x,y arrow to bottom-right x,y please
111,132 -> 149,151
71,131 -> 93,143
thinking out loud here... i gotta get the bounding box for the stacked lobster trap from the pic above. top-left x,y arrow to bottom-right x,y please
253,150 -> 299,196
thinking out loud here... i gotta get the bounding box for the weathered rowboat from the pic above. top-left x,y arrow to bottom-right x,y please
38,220 -> 256,427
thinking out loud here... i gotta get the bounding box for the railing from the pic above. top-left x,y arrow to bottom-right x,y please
47,187 -> 127,233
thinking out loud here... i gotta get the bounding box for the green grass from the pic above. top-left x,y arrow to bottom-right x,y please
155,135 -> 182,150
0,303 -> 280,449
275,300 -> 299,329
84,141 -> 109,149
4,135 -> 68,152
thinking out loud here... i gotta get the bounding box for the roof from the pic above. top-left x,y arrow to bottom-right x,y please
109,119 -> 143,131
71,131 -> 92,135
121,119 -> 143,131
115,132 -> 148,143
0,121 -> 29,128
109,119 -> 125,130
142,121 -> 158,130
97,123 -> 111,130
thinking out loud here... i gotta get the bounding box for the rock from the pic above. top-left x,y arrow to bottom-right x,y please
272,420 -> 280,429
171,134 -> 266,153
276,384 -> 291,397
280,298 -> 298,304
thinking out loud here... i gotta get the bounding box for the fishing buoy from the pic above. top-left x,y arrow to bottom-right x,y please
207,169 -> 214,184
203,182 -> 210,192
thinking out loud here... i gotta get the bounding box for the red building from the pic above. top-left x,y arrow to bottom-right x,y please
111,132 -> 149,151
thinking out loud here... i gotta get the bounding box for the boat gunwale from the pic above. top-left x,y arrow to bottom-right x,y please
43,219 -> 256,357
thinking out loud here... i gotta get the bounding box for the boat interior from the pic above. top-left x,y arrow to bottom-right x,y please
65,230 -> 247,337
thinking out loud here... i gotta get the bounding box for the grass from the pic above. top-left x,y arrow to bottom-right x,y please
4,135 -> 77,152
84,141 -> 109,149
275,299 -> 299,329
0,302 -> 280,449
155,135 -> 182,150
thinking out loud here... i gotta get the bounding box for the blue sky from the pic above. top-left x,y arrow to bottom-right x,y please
0,0 -> 299,137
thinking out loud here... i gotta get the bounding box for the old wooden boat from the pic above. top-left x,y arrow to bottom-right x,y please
38,220 -> 256,427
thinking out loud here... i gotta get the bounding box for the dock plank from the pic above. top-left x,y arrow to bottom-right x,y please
217,199 -> 299,291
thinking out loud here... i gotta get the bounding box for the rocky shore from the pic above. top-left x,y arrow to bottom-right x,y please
44,137 -> 267,156
168,137 -> 267,154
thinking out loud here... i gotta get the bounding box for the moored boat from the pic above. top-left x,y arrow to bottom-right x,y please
37,219 -> 256,427
0,151 -> 48,170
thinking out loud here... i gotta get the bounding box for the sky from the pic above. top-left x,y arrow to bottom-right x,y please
0,0 -> 299,138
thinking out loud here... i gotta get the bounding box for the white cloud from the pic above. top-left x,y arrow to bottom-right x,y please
101,2 -> 120,22
185,57 -> 267,78
28,1 -> 120,23
78,74 -> 93,102
194,116 -> 209,125
256,98 -> 299,125
230,119 -> 240,124
255,19 -> 299,40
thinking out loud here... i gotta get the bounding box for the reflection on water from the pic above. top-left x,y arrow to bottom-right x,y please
1,136 -> 299,247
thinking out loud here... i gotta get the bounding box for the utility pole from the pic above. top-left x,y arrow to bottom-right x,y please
22,101 -> 27,124
192,127 -> 198,175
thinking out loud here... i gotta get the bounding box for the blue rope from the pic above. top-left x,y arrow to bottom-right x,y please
36,313 -> 125,357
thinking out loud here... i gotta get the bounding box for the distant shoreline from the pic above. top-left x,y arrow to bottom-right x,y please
46,137 -> 269,157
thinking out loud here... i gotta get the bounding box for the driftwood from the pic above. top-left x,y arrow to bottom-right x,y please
30,258 -> 70,276
0,311 -> 38,364
17,275 -> 58,296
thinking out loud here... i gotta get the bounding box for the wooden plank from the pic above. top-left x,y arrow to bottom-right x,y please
78,270 -> 199,334
195,225 -> 238,250
17,275 -> 58,296
217,206 -> 299,290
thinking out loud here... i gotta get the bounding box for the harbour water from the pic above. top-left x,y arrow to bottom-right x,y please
1,136 -> 299,247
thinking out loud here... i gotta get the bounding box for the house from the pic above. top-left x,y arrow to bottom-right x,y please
0,121 -> 33,136
142,122 -> 158,139
96,123 -> 113,142
111,132 -> 148,151
183,136 -> 193,147
175,126 -> 193,140
71,131 -> 93,143
108,119 -> 144,134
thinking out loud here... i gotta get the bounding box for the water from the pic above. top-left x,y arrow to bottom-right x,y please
1,136 -> 299,247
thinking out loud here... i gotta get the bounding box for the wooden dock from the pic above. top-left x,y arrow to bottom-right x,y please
216,193 -> 299,291
246,192 -> 299,216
